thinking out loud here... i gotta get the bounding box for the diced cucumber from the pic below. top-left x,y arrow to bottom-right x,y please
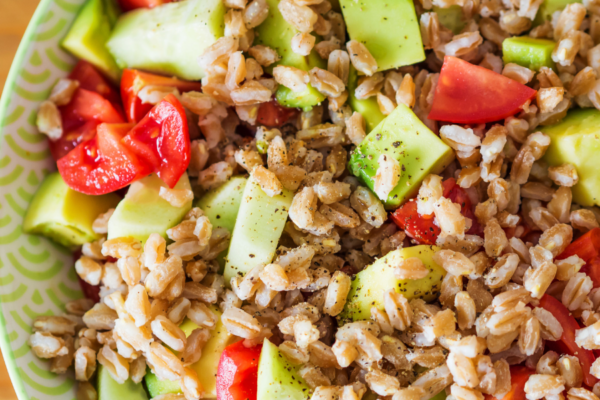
145,306 -> 239,399
196,176 -> 248,233
108,174 -> 192,244
348,66 -> 385,133
23,172 -> 120,249
223,175 -> 293,285
434,6 -> 465,34
257,339 -> 310,400
196,176 -> 248,269
62,0 -> 122,82
339,246 -> 446,322
107,0 -> 226,80
98,365 -> 148,400
254,0 -> 326,110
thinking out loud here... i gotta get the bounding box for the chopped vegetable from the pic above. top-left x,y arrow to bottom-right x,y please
429,56 -> 537,124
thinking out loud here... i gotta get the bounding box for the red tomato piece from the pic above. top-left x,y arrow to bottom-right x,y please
428,56 -> 537,124
390,199 -> 440,245
539,294 -> 598,387
122,94 -> 190,188
78,277 -> 100,304
485,366 -> 533,400
216,341 -> 262,400
257,100 -> 299,127
117,0 -> 172,11
51,88 -> 125,162
581,256 -> 600,288
58,123 -> 144,195
121,69 -> 202,123
49,120 -> 99,161
68,60 -> 121,105
557,227 -> 600,262
443,178 -> 483,236
60,88 -> 124,129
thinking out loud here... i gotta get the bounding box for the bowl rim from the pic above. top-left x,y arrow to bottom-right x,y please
0,0 -> 63,398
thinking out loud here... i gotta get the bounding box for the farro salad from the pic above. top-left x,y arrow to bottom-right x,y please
24,0 -> 600,399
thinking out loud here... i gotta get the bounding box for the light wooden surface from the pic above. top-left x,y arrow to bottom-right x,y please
0,1 -> 41,398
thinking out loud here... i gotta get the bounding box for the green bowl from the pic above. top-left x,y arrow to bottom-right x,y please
0,0 -> 88,398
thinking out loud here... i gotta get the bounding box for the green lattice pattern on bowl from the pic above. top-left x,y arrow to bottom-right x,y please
0,0 -> 89,399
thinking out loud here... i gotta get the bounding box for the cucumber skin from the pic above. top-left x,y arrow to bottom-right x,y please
107,0 -> 225,80
223,175 -> 293,286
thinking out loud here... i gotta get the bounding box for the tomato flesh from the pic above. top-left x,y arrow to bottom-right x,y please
57,123 -> 143,195
50,88 -> 125,162
216,341 -> 262,400
485,366 -> 533,400
122,94 -> 190,188
68,60 -> 121,105
50,120 -> 100,161
391,200 -> 440,245
117,0 -> 172,11
557,227 -> 600,262
443,178 -> 483,236
429,56 -> 537,124
538,294 -> 598,387
390,178 -> 481,244
60,88 -> 124,129
257,100 -> 299,127
121,69 -> 202,123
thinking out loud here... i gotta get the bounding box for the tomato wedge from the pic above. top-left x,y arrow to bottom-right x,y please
121,69 -> 202,123
485,366 -> 533,400
117,0 -> 172,11
257,100 -> 299,127
538,294 -> 598,388
50,120 -> 100,161
429,56 -> 537,124
60,89 -> 124,128
557,228 -> 600,262
122,94 -> 190,188
57,123 -> 144,195
68,60 -> 121,105
216,341 -> 262,400
50,89 -> 125,162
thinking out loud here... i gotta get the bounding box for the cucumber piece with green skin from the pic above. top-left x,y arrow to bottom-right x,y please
98,365 -> 148,400
107,0 -> 226,80
223,174 -> 293,286
348,104 -> 454,209
254,0 -> 326,111
196,176 -> 248,233
257,339 -> 311,400
23,172 -> 120,249
348,66 -> 385,133
62,0 -> 122,82
339,245 -> 446,323
108,173 -> 192,244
